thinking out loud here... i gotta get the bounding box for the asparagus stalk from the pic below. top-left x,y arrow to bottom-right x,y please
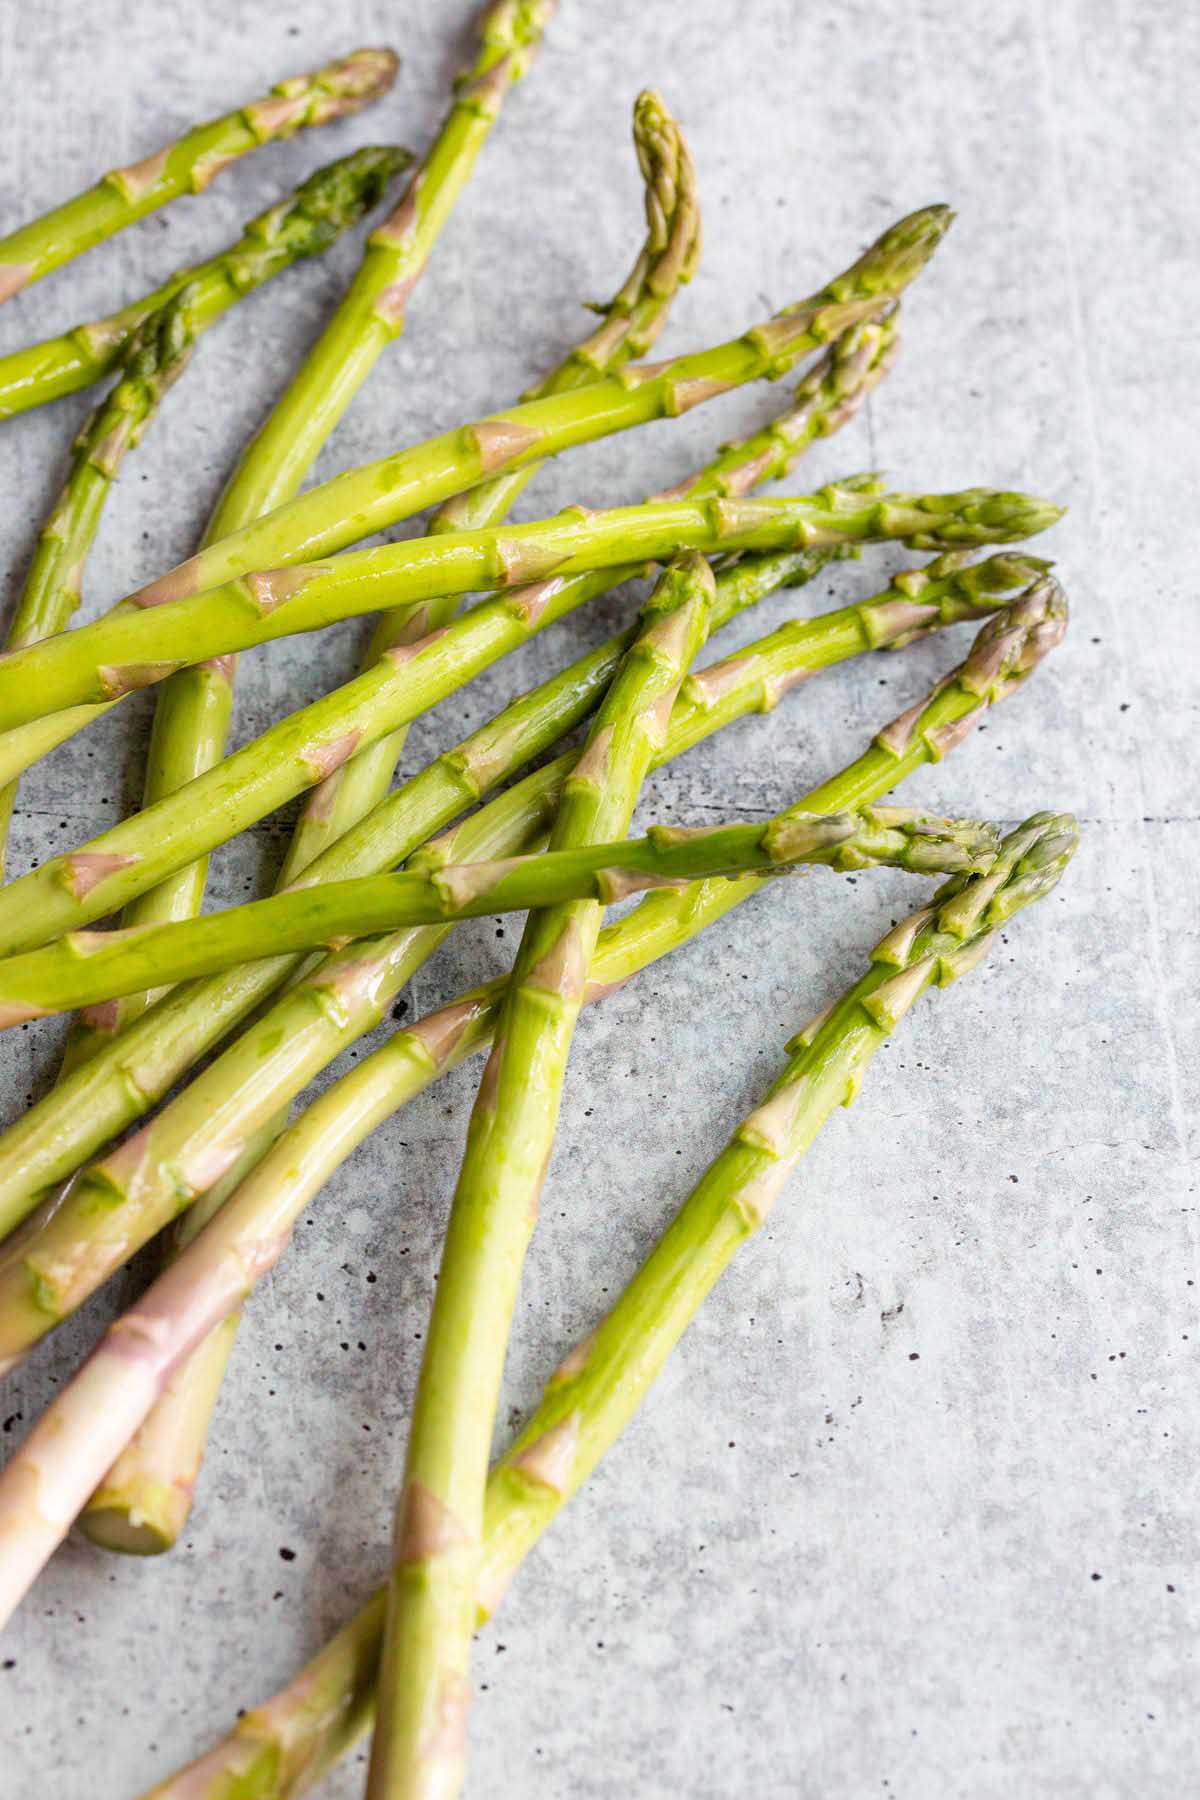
0,805 -> 1003,1025
0,148 -> 408,885
84,327 -> 898,1556
44,812 -> 1078,1789
375,555 -> 723,1793
369,522 -> 1001,1800
0,50 -> 398,306
368,536 -> 1033,1796
215,0 -> 558,531
0,556 -> 1056,1251
480,814 -> 1079,1592
0,335 -> 897,1239
75,545 -> 1040,1559
68,105 -> 702,1550
0,203 -> 954,744
79,1109 -> 288,1555
0,135 -> 409,423
68,12 -> 570,1060
0,800 -> 1005,1623
0,476 -> 1041,740
0,304 -> 890,807
0,483 -> 1061,957
275,85 -> 701,890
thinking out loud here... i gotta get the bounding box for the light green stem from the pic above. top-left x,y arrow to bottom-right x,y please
0,807 -> 1004,1022
121,812 -> 1077,1797
0,49 -> 398,307
78,6 -> 555,1057
0,202 -> 955,765
0,563 -> 1062,1256
277,84 -> 701,889
0,146 -> 407,888
0,483 -> 1062,963
375,552 -> 722,1799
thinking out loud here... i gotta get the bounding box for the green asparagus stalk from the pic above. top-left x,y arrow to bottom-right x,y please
66,99 -> 702,1553
0,556 -> 1056,1254
0,482 -> 1060,959
368,516 -> 1026,1794
0,148 -> 408,885
374,555 -> 713,1793
0,335 -> 897,1242
217,0 -> 557,531
481,812 -> 1079,1585
276,85 -> 701,890
0,130 -> 409,423
82,326 -> 898,1557
0,802 -> 1003,1028
0,50 -> 398,308
0,301 -> 890,810
0,203 -> 954,745
0,480 -> 1032,743
74,540 -> 1036,1557
367,504 -> 993,1796
65,8 -> 564,1059
0,800 -> 1007,1624
94,813 -> 1076,1796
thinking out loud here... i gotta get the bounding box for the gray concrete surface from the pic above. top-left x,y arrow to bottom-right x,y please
0,2 -> 1197,1794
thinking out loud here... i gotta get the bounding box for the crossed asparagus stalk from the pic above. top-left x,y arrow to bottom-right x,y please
0,10 -> 1079,1798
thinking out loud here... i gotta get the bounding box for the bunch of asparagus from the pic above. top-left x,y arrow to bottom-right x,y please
0,7 -> 1078,1796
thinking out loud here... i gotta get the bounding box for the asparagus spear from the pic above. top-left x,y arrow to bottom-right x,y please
0,482 -> 1060,899
0,338 -> 904,1238
0,136 -> 410,422
0,304 -> 890,809
215,0 -> 559,529
275,85 -> 701,891
0,49 -> 398,306
0,805 -> 1005,1023
0,202 -> 954,746
368,510 -> 992,1797
107,811 -> 1074,1798
0,557 -> 1057,1250
83,329 -> 899,1557
0,582 -> 1065,1529
67,22 -> 608,1064
68,107 -> 701,1552
0,481 -> 1036,745
383,555 -> 716,1792
0,800 -> 1006,1624
0,147 -> 408,884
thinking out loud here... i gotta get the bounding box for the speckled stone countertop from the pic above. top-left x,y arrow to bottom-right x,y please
1,2 -> 1196,1794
